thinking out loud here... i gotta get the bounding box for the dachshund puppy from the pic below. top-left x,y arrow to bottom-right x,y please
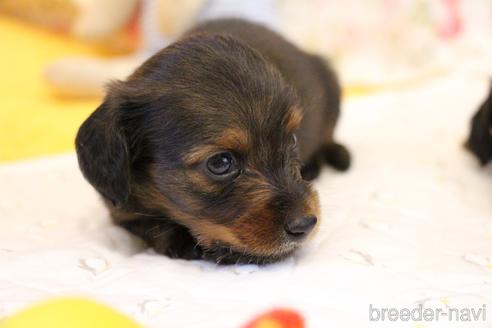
466,84 -> 492,165
76,19 -> 350,264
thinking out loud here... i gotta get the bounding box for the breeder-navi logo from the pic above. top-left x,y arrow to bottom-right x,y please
369,304 -> 486,322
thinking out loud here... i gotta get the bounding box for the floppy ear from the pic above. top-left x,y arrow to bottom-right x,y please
467,87 -> 492,165
75,100 -> 130,206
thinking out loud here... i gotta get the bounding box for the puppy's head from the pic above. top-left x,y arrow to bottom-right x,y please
76,34 -> 319,264
466,84 -> 492,165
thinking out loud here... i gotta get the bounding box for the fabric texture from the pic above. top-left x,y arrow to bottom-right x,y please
1,71 -> 491,327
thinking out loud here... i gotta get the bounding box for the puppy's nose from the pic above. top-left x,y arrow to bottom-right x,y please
284,216 -> 317,238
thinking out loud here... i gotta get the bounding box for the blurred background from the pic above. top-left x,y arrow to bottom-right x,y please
1,3 -> 492,326
0,0 -> 491,163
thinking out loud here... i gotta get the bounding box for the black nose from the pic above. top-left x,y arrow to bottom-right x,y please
284,216 -> 317,238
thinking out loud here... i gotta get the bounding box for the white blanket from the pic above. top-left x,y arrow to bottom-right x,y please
1,72 -> 491,327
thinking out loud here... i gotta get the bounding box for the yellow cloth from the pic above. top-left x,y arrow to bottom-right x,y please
0,16 -> 102,162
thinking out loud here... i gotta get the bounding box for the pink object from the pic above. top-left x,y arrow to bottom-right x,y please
438,0 -> 462,39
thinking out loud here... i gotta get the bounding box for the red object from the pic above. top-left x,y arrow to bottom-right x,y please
243,309 -> 305,328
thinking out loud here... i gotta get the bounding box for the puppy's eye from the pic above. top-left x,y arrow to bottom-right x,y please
206,152 -> 237,176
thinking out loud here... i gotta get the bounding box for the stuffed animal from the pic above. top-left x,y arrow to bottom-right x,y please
0,0 -> 140,52
43,0 -> 278,97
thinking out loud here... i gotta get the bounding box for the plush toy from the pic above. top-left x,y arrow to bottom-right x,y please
42,0 -> 207,96
43,0 -> 278,97
0,0 -> 140,52
6,0 -> 492,97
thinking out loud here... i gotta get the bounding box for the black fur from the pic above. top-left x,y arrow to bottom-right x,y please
76,102 -> 130,206
76,19 -> 350,264
466,84 -> 492,165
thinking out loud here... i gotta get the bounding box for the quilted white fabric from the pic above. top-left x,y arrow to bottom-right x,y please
1,71 -> 491,327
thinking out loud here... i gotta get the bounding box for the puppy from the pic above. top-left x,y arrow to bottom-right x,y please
466,83 -> 492,165
76,19 -> 350,264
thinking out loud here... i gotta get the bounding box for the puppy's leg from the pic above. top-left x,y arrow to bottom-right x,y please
301,142 -> 351,180
120,219 -> 203,260
301,154 -> 322,181
323,142 -> 351,171
308,55 -> 351,172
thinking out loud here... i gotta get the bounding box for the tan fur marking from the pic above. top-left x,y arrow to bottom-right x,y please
132,182 -> 244,249
190,221 -> 243,248
285,107 -> 303,133
125,164 -> 319,258
303,189 -> 321,238
183,145 -> 218,166
216,127 -> 249,151
303,189 -> 320,218
230,209 -> 284,256
184,170 -> 217,193
182,128 -> 249,166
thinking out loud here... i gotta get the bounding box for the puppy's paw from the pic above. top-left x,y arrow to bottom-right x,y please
323,142 -> 351,171
301,159 -> 321,181
165,228 -> 203,260
120,218 -> 203,260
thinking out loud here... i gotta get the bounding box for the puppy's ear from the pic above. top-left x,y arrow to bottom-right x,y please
467,85 -> 492,165
76,99 -> 130,206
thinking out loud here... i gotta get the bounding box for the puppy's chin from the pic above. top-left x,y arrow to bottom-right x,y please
201,241 -> 300,265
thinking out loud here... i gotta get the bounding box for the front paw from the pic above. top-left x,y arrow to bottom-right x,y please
301,158 -> 321,181
323,142 -> 351,171
120,218 -> 203,260
165,227 -> 203,260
